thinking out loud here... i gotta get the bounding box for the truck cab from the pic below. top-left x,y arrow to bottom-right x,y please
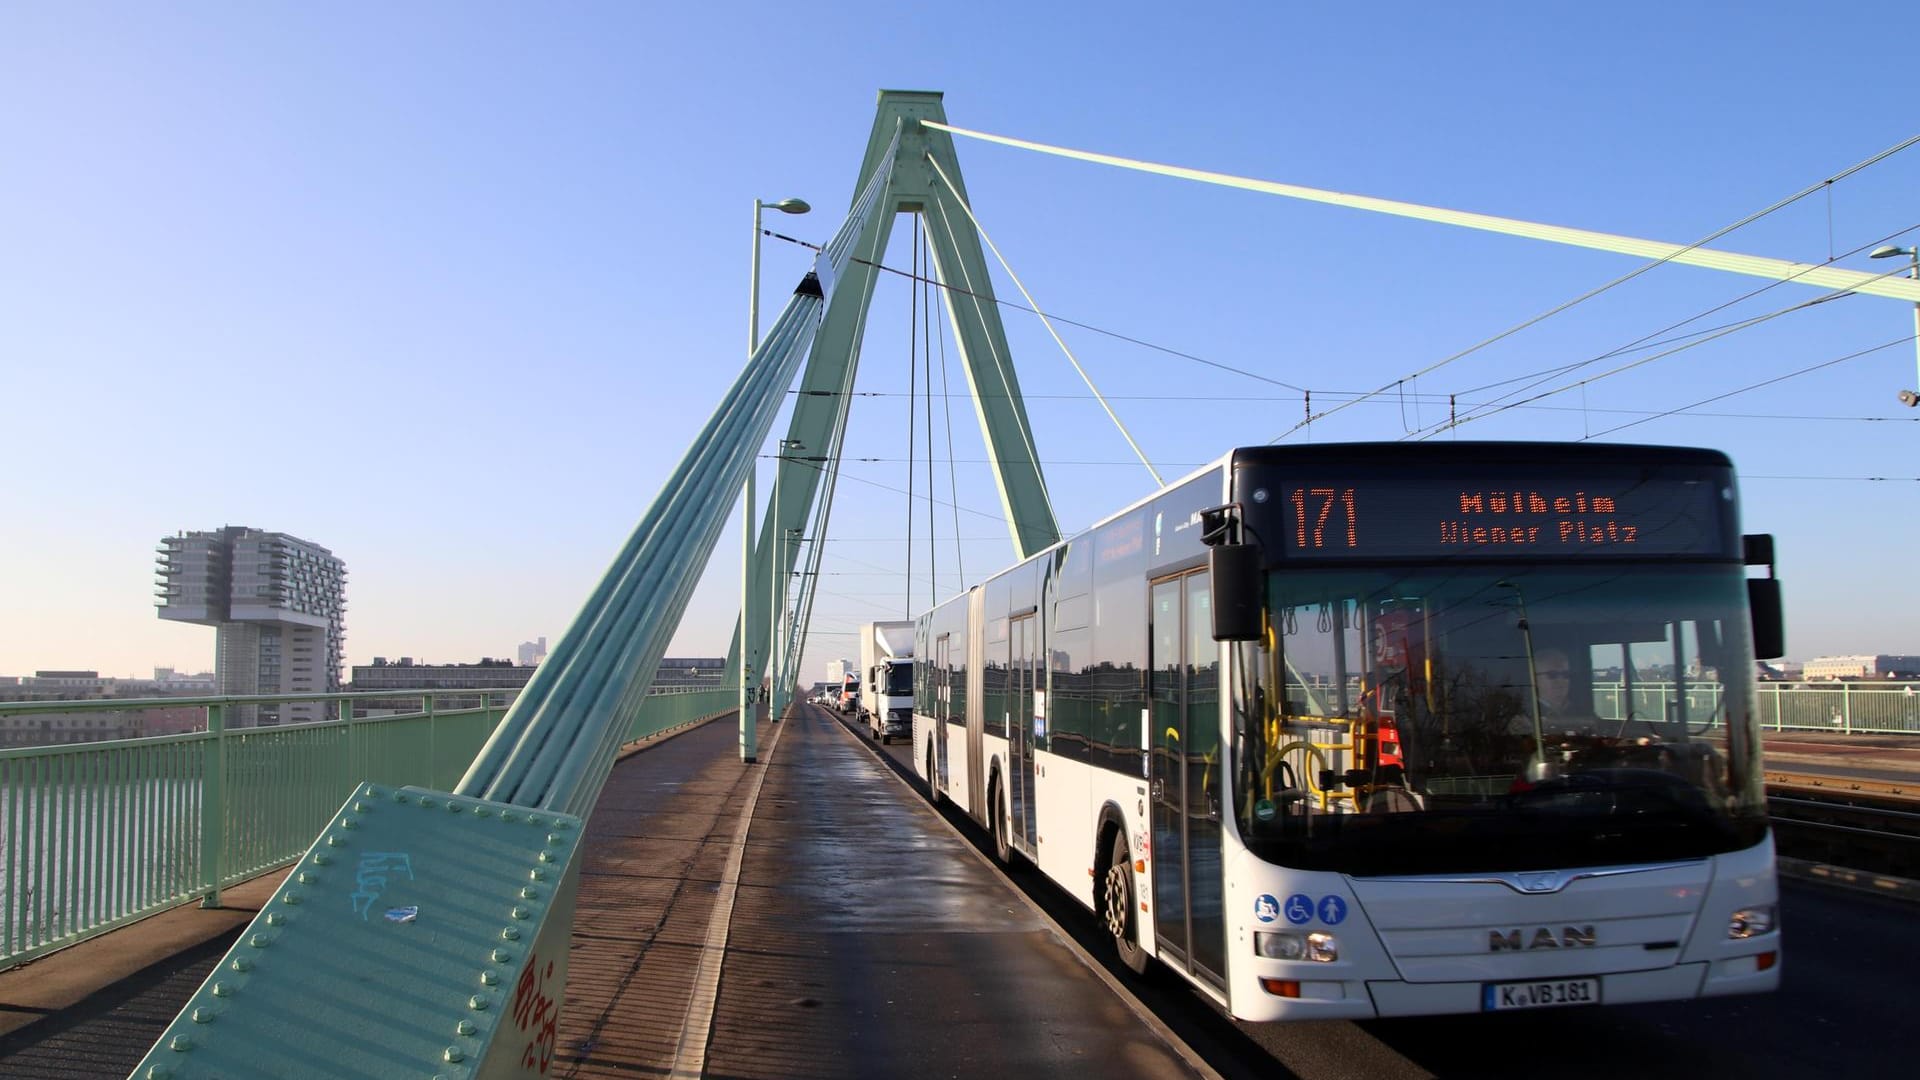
866,657 -> 914,744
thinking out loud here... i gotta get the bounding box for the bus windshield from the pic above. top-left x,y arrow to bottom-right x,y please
1233,562 -> 1767,876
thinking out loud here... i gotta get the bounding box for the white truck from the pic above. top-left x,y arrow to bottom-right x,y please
859,620 -> 915,744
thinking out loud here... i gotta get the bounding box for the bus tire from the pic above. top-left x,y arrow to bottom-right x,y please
990,778 -> 1012,866
926,746 -> 942,805
1104,830 -> 1149,975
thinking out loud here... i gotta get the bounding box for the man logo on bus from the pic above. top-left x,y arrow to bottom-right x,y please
1254,894 -> 1280,923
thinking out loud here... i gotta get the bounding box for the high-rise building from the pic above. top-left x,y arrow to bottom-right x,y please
517,636 -> 548,667
156,526 -> 346,726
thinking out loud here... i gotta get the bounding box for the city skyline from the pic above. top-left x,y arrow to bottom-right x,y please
4,3 -> 1918,684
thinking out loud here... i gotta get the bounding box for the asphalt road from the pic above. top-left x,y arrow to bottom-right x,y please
839,704 -> 1911,1080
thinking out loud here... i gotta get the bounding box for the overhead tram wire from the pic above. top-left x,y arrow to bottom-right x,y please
914,121 -> 1920,443
1580,335 -> 1914,440
1422,225 -> 1920,438
810,386 -> 1920,420
1448,223 -> 1920,400
754,231 -> 1309,392
1413,258 -> 1920,439
925,153 -> 1163,488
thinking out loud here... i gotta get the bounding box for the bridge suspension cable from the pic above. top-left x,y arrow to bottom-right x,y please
919,119 -> 1920,440
921,119 -> 1920,305
925,152 -> 1164,487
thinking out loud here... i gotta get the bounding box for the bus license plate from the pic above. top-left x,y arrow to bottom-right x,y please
1482,977 -> 1600,1011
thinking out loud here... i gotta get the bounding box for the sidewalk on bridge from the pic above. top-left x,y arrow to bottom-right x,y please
0,710 -> 754,1052
0,867 -> 290,1042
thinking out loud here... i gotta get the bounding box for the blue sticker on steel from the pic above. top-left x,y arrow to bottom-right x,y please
384,905 -> 419,924
1254,894 -> 1280,923
1284,893 -> 1314,925
1318,895 -> 1348,925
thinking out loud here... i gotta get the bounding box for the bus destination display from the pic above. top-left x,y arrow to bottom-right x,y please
1263,470 -> 1735,560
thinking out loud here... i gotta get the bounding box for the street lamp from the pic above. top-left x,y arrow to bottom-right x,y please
770,439 -> 805,719
750,197 -> 812,355
1870,244 -> 1920,407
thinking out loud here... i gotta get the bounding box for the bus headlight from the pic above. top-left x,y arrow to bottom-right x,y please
1255,931 -> 1339,962
1728,905 -> 1776,939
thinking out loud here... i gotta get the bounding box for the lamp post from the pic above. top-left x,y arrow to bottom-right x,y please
1870,244 -> 1920,407
751,197 -> 812,354
771,439 -> 805,720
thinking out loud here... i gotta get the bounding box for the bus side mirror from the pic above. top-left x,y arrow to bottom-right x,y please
1748,579 -> 1784,660
1210,544 -> 1263,641
1744,533 -> 1785,660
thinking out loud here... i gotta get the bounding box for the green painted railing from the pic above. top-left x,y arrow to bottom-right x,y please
0,684 -> 735,972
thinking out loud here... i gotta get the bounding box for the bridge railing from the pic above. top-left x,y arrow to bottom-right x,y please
1591,681 -> 1920,735
0,684 -> 735,972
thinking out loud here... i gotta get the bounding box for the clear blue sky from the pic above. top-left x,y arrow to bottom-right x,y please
3,1 -> 1916,682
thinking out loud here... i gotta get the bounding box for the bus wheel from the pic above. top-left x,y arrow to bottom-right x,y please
926,747 -> 942,805
990,780 -> 1012,865
1104,831 -> 1149,975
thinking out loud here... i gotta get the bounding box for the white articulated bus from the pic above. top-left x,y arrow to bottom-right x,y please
913,442 -> 1784,1021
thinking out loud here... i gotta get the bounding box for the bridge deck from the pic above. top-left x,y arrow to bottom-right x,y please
557,706 -> 1199,1078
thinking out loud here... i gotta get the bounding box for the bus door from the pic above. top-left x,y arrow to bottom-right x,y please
1009,612 -> 1038,850
934,633 -> 951,791
1149,572 -> 1227,989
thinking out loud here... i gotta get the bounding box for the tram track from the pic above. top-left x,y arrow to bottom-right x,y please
1764,780 -> 1920,880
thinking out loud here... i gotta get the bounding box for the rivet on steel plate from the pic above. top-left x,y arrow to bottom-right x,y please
546,833 -> 563,846
249,934 -> 271,948
553,818 -> 572,829
529,869 -> 547,882
230,957 -> 251,973
500,811 -> 516,822
191,1007 -> 215,1024
361,784 -> 378,798
520,887 -> 538,900
443,1047 -> 465,1063
394,792 -> 409,802
353,801 -> 370,813
339,817 -> 356,829
296,872 -> 317,885
511,906 -> 530,920
311,853 -> 330,866
146,1066 -> 172,1079
501,927 -> 520,941
169,1035 -> 192,1052
473,807 -> 491,818
468,995 -> 488,1011
491,948 -> 511,963
265,912 -> 285,927
325,834 -> 345,847
456,1020 -> 477,1036
446,801 -> 462,813
537,852 -> 555,864
212,981 -> 232,997
418,797 -> 436,809
481,970 -> 501,986
282,892 -> 302,906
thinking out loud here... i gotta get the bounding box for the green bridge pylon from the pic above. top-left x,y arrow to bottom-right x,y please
729,89 -> 1061,709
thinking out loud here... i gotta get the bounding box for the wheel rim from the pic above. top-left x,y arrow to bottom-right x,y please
1104,862 -> 1130,938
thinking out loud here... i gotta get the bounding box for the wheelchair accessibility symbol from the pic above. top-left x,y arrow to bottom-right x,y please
1284,893 -> 1314,925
